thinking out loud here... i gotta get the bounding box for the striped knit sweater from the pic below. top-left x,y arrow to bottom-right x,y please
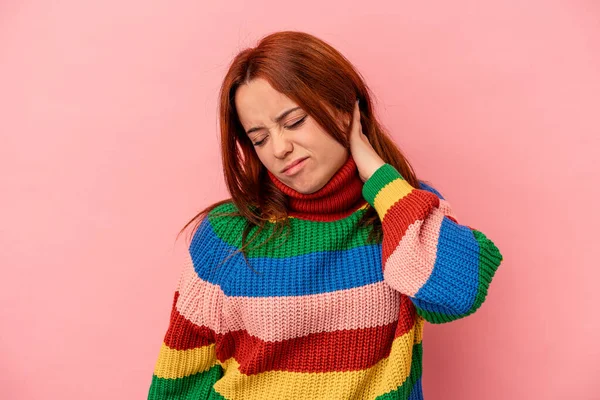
147,155 -> 503,400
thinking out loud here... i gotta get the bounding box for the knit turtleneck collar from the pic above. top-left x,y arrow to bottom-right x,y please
267,155 -> 367,222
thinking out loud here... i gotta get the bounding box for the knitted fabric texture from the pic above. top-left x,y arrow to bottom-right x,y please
148,156 -> 503,400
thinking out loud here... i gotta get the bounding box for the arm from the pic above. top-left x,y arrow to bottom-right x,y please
362,164 -> 503,324
147,247 -> 225,399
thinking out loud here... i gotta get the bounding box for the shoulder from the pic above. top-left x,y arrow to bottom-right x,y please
418,179 -> 459,221
190,200 -> 248,251
187,200 -> 248,282
418,179 -> 445,200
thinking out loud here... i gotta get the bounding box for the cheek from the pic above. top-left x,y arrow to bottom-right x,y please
299,122 -> 330,148
254,150 -> 269,165
254,149 -> 277,171
307,127 -> 340,151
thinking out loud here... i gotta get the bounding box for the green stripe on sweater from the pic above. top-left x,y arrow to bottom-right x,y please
361,164 -> 405,208
206,202 -> 379,258
148,364 -> 225,400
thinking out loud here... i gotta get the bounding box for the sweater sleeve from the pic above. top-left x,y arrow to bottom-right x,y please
147,242 -> 225,399
362,163 -> 503,324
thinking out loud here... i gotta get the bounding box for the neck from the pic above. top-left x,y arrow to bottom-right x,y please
267,155 -> 367,222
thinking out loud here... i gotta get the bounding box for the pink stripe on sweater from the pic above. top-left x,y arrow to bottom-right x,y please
175,253 -> 226,334
176,252 -> 405,342
439,198 -> 457,221
383,208 -> 445,296
223,281 -> 403,342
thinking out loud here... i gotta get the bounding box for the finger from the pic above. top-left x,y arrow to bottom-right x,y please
352,100 -> 361,132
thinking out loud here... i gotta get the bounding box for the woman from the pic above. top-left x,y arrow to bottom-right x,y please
147,30 -> 503,400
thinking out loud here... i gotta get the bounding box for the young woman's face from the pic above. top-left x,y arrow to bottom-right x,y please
235,78 -> 348,194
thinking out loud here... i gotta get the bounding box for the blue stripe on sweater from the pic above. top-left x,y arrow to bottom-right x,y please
408,377 -> 424,400
412,217 -> 480,315
189,217 -> 384,297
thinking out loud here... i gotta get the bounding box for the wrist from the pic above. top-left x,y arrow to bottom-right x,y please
362,159 -> 386,182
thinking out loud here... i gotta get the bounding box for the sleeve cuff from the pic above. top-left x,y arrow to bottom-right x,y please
362,163 -> 409,207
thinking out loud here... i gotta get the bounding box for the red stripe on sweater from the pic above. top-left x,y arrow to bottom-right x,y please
163,291 -> 217,350
163,291 -> 417,374
286,199 -> 367,222
214,294 -> 417,374
381,189 -> 440,268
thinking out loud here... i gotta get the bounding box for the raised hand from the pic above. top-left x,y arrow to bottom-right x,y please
348,100 -> 385,182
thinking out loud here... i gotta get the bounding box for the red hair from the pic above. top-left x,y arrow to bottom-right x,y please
178,31 -> 429,263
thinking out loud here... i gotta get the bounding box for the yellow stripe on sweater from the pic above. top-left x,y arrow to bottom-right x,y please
153,342 -> 218,379
213,316 -> 424,399
373,178 -> 415,220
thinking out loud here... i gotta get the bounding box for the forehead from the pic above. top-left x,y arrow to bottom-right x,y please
234,78 -> 299,126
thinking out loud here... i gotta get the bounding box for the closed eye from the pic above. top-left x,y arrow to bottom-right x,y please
252,115 -> 307,147
287,115 -> 307,129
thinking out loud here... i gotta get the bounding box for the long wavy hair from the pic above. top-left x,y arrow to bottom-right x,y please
177,30 -> 428,266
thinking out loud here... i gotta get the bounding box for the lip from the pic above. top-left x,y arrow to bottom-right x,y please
282,157 -> 308,176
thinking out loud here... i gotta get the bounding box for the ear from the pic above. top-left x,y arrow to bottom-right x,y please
341,112 -> 351,129
323,102 -> 351,132
332,108 -> 351,131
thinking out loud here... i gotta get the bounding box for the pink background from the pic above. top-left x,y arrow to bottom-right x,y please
1,1 -> 599,399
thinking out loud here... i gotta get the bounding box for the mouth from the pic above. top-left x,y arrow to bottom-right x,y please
282,157 -> 308,176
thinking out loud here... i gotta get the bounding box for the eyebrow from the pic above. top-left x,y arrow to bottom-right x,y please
245,106 -> 302,135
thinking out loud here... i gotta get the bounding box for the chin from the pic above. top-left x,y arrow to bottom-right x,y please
294,178 -> 326,194
296,186 -> 319,195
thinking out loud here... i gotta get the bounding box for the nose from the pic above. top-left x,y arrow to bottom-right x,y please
272,130 -> 293,159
